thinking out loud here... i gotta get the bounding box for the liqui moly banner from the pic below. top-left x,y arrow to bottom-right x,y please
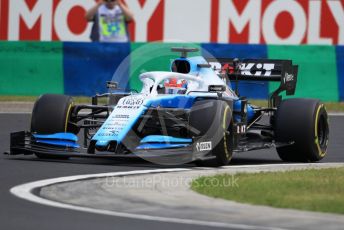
0,0 -> 343,44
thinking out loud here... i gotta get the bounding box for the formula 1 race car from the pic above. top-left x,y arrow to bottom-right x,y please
5,48 -> 329,166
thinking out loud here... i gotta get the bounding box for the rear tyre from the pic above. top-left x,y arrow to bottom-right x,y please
31,94 -> 74,159
275,99 -> 329,162
189,100 -> 233,167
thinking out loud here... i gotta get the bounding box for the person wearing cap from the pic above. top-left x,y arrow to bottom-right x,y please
85,0 -> 134,42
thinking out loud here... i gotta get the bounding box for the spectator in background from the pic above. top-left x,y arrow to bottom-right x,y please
85,0 -> 134,42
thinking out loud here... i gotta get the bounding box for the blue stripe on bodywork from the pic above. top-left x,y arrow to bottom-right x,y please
35,140 -> 80,148
201,43 -> 268,99
141,135 -> 192,144
145,95 -> 196,109
136,143 -> 190,150
33,133 -> 78,142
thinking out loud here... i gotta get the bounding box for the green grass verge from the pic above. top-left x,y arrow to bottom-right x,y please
0,96 -> 343,112
191,168 -> 344,214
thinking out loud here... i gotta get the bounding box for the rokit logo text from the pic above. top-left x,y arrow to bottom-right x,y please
240,63 -> 275,76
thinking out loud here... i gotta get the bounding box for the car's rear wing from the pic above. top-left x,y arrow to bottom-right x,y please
206,58 -> 298,107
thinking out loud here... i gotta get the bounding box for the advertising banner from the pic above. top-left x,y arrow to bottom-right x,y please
1,0 -> 343,44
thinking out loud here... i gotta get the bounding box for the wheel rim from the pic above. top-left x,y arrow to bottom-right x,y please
317,115 -> 328,151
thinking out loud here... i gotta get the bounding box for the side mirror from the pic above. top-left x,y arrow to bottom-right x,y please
106,81 -> 118,90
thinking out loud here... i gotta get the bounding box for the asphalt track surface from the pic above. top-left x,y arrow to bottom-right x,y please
0,114 -> 343,230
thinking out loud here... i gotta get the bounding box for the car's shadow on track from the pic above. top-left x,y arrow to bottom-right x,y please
231,158 -> 283,165
4,155 -> 283,168
4,157 -> 173,168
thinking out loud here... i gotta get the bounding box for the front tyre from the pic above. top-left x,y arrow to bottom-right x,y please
275,99 -> 329,162
31,94 -> 74,159
189,100 -> 233,167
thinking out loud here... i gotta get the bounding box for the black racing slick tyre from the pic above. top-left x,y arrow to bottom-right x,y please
189,100 -> 233,167
31,94 -> 74,159
275,99 -> 329,162
31,94 -> 74,134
